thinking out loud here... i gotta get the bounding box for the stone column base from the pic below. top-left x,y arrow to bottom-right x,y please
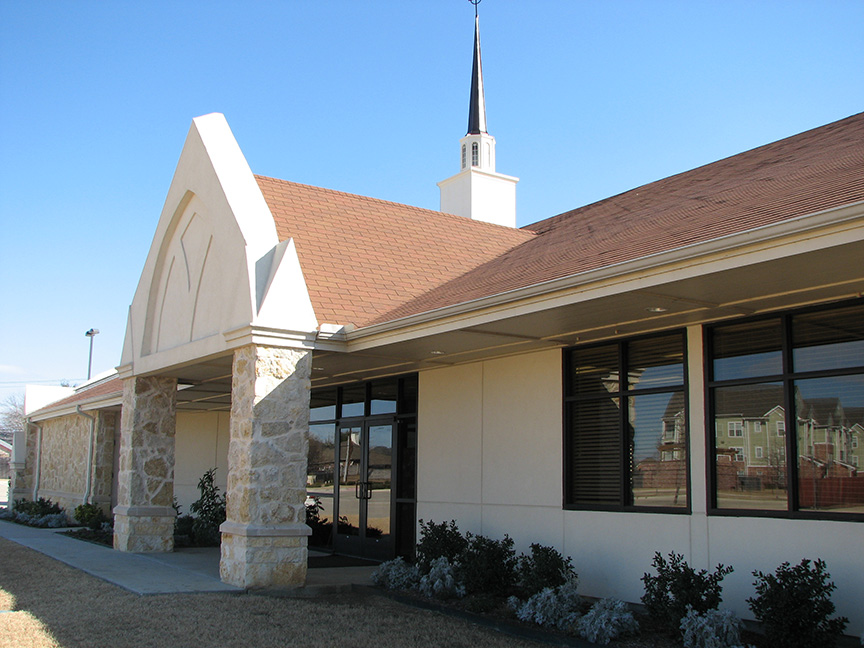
219,522 -> 311,588
113,505 -> 175,553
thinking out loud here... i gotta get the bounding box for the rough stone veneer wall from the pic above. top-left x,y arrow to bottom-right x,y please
29,414 -> 89,515
220,344 -> 312,588
90,411 -> 117,513
10,420 -> 40,504
114,376 -> 177,552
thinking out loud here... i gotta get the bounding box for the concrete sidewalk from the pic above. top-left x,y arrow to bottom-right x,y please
0,520 -> 377,596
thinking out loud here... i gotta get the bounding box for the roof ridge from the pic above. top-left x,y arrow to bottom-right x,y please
254,174 -> 536,236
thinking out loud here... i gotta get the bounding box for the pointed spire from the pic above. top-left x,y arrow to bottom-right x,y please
467,13 -> 487,135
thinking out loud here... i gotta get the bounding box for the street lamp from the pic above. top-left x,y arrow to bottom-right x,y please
85,328 -> 100,380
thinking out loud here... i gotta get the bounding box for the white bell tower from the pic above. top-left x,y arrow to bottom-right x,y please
438,9 -> 518,228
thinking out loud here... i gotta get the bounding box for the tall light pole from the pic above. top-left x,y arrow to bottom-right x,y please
85,328 -> 99,380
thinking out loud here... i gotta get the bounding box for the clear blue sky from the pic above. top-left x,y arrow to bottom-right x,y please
1,1 -> 863,405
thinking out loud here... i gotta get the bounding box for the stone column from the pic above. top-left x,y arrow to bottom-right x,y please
113,376 -> 177,552
220,344 -> 312,588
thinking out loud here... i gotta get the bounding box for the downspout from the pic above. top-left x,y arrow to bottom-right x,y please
77,406 -> 97,505
29,420 -> 43,502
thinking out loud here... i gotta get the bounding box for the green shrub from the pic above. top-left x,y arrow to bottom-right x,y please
459,532 -> 518,596
189,468 -> 226,546
747,558 -> 848,648
73,503 -> 108,530
14,497 -> 62,516
517,543 -> 575,597
641,551 -> 733,633
416,519 -> 467,572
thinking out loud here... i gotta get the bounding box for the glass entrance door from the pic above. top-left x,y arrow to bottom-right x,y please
335,421 -> 394,559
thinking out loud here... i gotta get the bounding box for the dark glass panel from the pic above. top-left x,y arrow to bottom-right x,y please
395,502 -> 416,559
366,424 -> 393,541
396,418 -> 417,499
568,397 -> 622,505
712,383 -> 787,511
340,384 -> 366,418
795,376 -> 864,514
793,303 -> 864,372
568,344 -> 620,397
399,374 -> 419,415
310,388 -> 337,421
628,334 -> 685,390
307,424 -> 335,498
712,318 -> 783,381
337,426 -> 362,535
370,378 -> 398,415
630,391 -> 687,508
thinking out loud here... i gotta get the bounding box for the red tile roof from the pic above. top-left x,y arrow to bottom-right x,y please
260,112 -> 864,329
257,177 -> 534,328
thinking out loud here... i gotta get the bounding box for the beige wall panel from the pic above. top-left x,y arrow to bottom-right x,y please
479,503 -> 564,554
481,350 -> 561,507
707,517 -> 863,636
415,503 -> 485,537
417,363 -> 483,506
174,411 -> 230,511
563,511 -> 692,602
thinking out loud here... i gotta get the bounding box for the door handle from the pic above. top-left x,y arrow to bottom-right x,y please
365,481 -> 373,500
355,482 -> 361,499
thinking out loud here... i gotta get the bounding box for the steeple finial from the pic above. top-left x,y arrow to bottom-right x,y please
467,0 -> 487,135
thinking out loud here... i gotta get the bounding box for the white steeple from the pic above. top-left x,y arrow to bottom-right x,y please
438,7 -> 518,228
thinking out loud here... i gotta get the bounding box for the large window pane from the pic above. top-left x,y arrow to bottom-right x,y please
370,378 -> 398,415
340,384 -> 365,418
568,398 -> 622,505
631,391 -> 687,508
568,344 -> 619,397
310,388 -> 336,421
712,318 -> 783,381
307,423 -> 335,547
337,426 -> 362,535
713,384 -> 787,510
795,376 -> 864,514
628,335 -> 685,390
307,424 -> 336,498
793,303 -> 864,373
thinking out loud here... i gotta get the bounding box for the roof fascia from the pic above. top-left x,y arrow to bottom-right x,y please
29,394 -> 123,422
344,200 -> 864,349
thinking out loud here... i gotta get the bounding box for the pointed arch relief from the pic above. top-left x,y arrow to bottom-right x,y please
141,191 -> 247,356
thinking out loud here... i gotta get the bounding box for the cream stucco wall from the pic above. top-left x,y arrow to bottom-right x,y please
174,411 -> 230,512
417,336 -> 863,636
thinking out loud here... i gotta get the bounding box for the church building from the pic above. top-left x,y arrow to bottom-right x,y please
12,10 -> 864,634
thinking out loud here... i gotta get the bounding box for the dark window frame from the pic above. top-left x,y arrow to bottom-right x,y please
563,330 -> 691,514
705,298 -> 864,523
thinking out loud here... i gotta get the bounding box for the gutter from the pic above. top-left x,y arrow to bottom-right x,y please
77,406 -> 96,505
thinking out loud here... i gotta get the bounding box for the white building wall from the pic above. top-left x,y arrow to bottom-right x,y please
416,335 -> 863,636
174,411 -> 230,512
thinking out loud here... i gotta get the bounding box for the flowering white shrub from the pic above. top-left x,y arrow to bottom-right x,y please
371,557 -> 420,591
2,511 -> 68,528
679,606 -> 748,648
510,574 -> 582,631
417,556 -> 465,599
576,597 -> 639,645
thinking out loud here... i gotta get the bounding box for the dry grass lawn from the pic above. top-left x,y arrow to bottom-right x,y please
0,538 -> 548,648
